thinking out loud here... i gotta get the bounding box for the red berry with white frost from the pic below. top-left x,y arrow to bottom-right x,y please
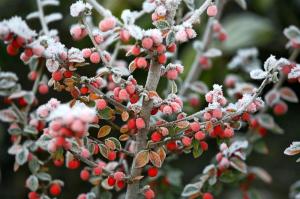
96,99 -> 107,110
99,17 -> 116,32
90,52 -> 101,64
142,37 -> 154,49
136,118 -> 146,129
182,136 -> 192,147
207,5 -> 218,17
144,189 -> 155,199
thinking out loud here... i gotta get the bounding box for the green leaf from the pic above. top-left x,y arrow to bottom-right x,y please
26,175 -> 39,191
181,184 -> 199,197
29,158 -> 40,174
166,31 -> 175,46
219,170 -> 240,183
192,140 -> 203,158
16,147 -> 29,165
98,107 -> 114,120
36,172 -> 52,181
154,20 -> 170,30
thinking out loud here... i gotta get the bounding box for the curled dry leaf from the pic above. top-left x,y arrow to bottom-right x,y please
149,150 -> 162,168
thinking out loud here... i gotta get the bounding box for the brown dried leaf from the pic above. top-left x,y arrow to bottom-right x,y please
97,125 -> 112,138
99,144 -> 108,158
134,150 -> 150,168
149,151 -> 162,168
121,111 -> 129,122
119,134 -> 129,141
105,139 -> 116,150
156,147 -> 166,164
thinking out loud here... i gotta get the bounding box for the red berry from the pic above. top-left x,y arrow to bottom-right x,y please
108,151 -> 117,161
148,167 -> 158,177
203,192 -> 214,199
200,141 -> 208,151
195,131 -> 205,141
158,54 -> 167,64
90,52 -> 101,64
63,71 -> 73,78
52,71 -> 63,81
142,37 -> 154,49
167,43 -> 177,53
131,45 -> 141,56
96,99 -> 107,110
182,136 -> 192,147
144,189 -> 155,199
80,87 -> 89,95
117,180 -> 125,189
151,132 -> 162,142
93,166 -> 103,176
18,97 -> 27,106
166,141 -> 177,151
130,93 -> 139,104
53,159 -> 64,167
207,5 -> 218,17
80,169 -> 90,181
136,118 -> 146,129
68,159 -> 80,169
107,176 -> 116,186
127,119 -> 136,129
28,191 -> 40,199
49,183 -> 61,196
6,44 -> 18,56
273,102 -> 288,116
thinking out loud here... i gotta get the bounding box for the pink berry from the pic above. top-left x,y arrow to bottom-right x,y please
38,84 -> 49,95
93,166 -> 103,176
136,118 -> 146,129
131,45 -> 141,56
142,37 -> 154,49
99,17 -> 116,32
158,54 -> 167,64
166,69 -> 178,80
114,171 -> 125,181
120,29 -> 130,43
119,89 -> 129,101
70,25 -> 83,40
207,5 -> 218,17
195,131 -> 205,141
181,136 -> 192,147
90,52 -> 101,64
135,57 -> 148,68
96,99 -> 107,110
190,122 -> 200,132
162,105 -> 173,115
82,48 -> 92,58
32,45 -> 45,57
108,151 -> 117,161
212,108 -> 222,119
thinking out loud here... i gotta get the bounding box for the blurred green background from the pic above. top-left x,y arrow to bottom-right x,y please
0,0 -> 300,198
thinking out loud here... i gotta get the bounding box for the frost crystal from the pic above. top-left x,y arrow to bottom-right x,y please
70,0 -> 92,17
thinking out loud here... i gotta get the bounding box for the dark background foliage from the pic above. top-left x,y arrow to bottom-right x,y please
0,0 -> 300,198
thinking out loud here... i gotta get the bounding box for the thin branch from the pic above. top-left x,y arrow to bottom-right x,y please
36,0 -> 50,35
179,0 -> 226,97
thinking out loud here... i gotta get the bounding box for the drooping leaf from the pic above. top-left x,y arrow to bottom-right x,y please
133,150 -> 149,168
230,157 -> 247,174
280,87 -> 298,103
149,151 -> 162,168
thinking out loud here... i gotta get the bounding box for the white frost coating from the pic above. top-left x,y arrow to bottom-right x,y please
70,0 -> 92,17
68,47 -> 85,63
288,65 -> 300,79
250,69 -> 267,80
4,16 -> 37,39
49,102 -> 96,123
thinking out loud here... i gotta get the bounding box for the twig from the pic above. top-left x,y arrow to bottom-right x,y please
36,0 -> 49,35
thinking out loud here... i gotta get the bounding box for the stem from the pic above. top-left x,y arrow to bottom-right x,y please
179,0 -> 226,97
125,61 -> 161,199
36,0 -> 49,35
184,0 -> 212,26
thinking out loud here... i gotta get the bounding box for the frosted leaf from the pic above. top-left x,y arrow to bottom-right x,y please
70,0 -> 92,17
264,55 -> 277,71
142,1 -> 156,13
284,142 -> 300,156
228,48 -> 260,72
0,108 -> 17,122
234,0 -> 247,10
26,12 -> 39,20
284,25 -> 300,42
7,16 -> 37,39
121,10 -> 135,25
111,66 -> 130,77
68,47 -> 84,63
250,69 -> 267,80
46,59 -> 59,72
288,65 -> 300,79
127,25 -> 143,40
0,72 -> 20,96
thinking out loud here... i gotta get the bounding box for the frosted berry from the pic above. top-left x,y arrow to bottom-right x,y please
99,17 -> 116,32
144,189 -> 155,199
90,52 -> 101,64
96,99 -> 107,110
108,151 -> 117,161
207,5 -> 218,17
142,37 -> 154,49
182,136 -> 192,147
114,171 -> 125,181
195,131 -> 205,141
38,84 -> 49,95
93,166 -> 103,176
52,71 -> 63,81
